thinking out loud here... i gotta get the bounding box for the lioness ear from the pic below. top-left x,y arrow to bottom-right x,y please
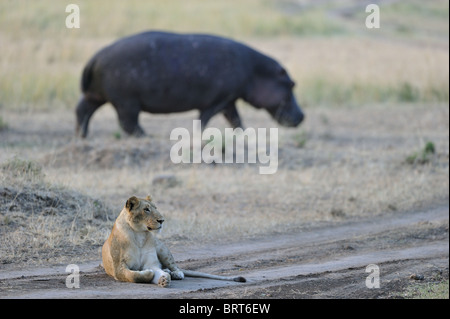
126,196 -> 140,212
146,195 -> 152,202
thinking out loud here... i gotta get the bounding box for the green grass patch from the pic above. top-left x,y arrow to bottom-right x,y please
405,142 -> 436,165
0,116 -> 8,131
299,79 -> 448,107
402,280 -> 449,299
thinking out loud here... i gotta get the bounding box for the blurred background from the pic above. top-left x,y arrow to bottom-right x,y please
0,0 -> 448,112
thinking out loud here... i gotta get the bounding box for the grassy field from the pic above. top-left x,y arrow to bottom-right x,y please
0,0 -> 448,111
0,0 -> 449,298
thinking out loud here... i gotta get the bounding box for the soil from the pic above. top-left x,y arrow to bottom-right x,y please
0,105 -> 448,299
0,205 -> 447,299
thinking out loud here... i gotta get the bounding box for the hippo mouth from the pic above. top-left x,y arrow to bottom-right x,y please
270,100 -> 304,127
278,114 -> 304,127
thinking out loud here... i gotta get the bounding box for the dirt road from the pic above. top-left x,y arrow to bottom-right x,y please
0,204 -> 447,299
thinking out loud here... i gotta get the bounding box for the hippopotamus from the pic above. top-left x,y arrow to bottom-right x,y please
76,31 -> 304,137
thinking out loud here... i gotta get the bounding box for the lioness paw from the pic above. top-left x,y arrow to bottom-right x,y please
171,270 -> 184,280
158,273 -> 171,288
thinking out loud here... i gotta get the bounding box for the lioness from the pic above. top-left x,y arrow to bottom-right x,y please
102,195 -> 246,287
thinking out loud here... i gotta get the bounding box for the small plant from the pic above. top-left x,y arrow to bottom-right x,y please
398,82 -> 420,102
0,116 -> 7,131
293,131 -> 308,148
1,215 -> 12,226
405,141 -> 436,165
113,131 -> 122,140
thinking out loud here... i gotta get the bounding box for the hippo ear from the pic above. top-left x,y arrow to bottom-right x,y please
126,196 -> 140,212
146,195 -> 153,202
287,79 -> 295,89
278,68 -> 288,76
275,66 -> 295,89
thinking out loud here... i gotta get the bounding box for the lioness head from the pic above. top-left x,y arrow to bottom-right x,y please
125,195 -> 164,233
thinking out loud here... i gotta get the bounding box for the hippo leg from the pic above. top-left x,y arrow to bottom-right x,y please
111,101 -> 145,137
76,96 -> 105,138
222,104 -> 243,129
199,98 -> 237,130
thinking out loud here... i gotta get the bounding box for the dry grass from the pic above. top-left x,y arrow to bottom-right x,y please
252,37 -> 449,105
0,157 -> 115,265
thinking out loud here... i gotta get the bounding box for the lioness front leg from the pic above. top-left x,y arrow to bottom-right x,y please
156,239 -> 184,280
115,266 -> 155,283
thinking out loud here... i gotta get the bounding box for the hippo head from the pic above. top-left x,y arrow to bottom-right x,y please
244,58 -> 304,127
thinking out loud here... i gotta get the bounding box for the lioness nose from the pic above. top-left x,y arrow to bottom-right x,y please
158,219 -> 164,224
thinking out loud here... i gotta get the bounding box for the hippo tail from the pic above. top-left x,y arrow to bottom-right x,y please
81,57 -> 96,93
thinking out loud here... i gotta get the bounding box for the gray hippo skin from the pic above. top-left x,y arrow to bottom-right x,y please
76,31 -> 304,137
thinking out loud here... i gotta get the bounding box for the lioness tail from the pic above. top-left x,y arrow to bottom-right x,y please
181,269 -> 246,282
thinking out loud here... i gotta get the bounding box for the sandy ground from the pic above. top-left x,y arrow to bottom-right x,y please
0,205 -> 447,298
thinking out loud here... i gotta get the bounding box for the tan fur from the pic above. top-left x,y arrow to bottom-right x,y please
102,195 -> 246,288
102,195 -> 184,287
